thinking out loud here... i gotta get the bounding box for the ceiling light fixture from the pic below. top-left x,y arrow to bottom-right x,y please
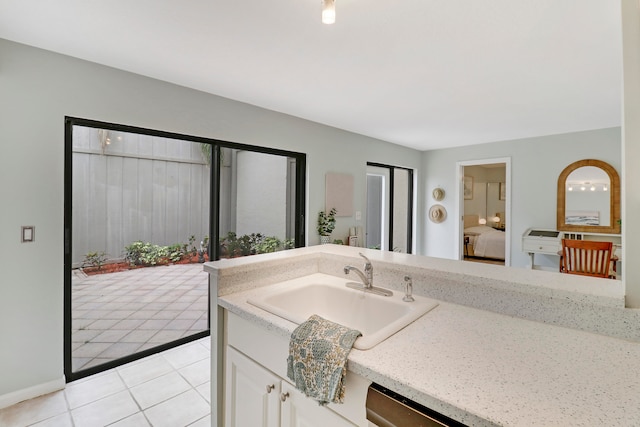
322,0 -> 336,24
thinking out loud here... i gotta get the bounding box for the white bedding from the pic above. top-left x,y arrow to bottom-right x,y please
465,225 -> 505,260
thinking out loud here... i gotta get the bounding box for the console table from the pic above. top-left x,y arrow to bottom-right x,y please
522,228 -> 622,272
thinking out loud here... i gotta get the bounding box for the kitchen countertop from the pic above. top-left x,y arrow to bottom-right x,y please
219,276 -> 640,426
217,273 -> 640,427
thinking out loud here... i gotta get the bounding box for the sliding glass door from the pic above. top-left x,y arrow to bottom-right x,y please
64,118 -> 305,381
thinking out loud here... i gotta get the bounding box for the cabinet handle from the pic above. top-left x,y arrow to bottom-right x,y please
280,392 -> 290,402
266,384 -> 275,393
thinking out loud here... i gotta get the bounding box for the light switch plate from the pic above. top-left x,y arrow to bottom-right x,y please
21,226 -> 35,243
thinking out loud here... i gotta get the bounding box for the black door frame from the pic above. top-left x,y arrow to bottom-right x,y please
366,162 -> 414,253
64,116 -> 306,381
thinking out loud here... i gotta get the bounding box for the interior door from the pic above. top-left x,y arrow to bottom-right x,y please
366,163 -> 414,253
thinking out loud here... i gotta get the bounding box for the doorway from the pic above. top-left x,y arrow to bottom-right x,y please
366,163 -> 414,253
458,158 -> 511,266
64,117 -> 306,382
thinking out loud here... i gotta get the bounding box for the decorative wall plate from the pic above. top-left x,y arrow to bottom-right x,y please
429,204 -> 447,223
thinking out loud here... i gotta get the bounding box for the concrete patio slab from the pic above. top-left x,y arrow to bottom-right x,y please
72,263 -> 208,371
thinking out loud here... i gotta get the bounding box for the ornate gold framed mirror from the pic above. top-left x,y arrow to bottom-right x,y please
557,159 -> 620,234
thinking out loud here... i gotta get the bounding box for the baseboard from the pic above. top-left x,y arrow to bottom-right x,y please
0,376 -> 66,410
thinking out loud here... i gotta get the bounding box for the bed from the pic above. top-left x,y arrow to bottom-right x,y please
464,214 -> 505,260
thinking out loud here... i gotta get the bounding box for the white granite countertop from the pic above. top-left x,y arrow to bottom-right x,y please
207,246 -> 640,426
218,274 -> 640,427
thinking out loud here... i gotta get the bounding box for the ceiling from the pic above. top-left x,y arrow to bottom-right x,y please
0,1 -> 622,151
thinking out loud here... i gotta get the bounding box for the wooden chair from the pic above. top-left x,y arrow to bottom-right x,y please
559,239 -> 616,279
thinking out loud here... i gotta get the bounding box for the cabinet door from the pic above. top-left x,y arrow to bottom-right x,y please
280,382 -> 355,427
226,347 -> 281,427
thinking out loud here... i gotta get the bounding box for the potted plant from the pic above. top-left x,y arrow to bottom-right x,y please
317,208 -> 337,244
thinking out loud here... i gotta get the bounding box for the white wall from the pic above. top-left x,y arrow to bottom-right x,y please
0,38 -> 423,402
236,151 -> 287,238
421,127 -> 621,268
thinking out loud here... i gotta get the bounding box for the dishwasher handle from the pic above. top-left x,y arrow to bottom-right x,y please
366,384 -> 467,427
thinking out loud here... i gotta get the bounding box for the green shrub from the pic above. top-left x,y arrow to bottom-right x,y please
124,241 -> 145,265
255,236 -> 282,253
126,235 -> 210,267
188,235 -> 197,255
143,245 -> 169,265
82,251 -> 108,270
255,237 -> 296,253
220,233 -> 294,257
283,239 -> 294,250
220,232 -> 261,257
124,241 -> 169,266
167,243 -> 185,262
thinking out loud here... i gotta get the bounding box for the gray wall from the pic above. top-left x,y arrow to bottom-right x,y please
0,38 -> 422,400
421,127 -> 621,268
235,151 -> 287,238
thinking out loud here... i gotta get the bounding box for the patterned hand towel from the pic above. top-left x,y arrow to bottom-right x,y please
287,314 -> 361,405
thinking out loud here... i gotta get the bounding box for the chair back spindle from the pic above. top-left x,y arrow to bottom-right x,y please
561,239 -> 613,278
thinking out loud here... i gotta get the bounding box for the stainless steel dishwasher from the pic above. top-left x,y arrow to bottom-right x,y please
366,383 -> 467,427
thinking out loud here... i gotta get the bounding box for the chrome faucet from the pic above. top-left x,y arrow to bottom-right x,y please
344,253 -> 393,296
343,253 -> 373,288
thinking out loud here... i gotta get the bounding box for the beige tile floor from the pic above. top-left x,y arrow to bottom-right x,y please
72,264 -> 208,371
0,337 -> 211,427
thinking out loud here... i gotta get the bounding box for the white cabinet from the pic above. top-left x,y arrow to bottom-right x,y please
226,346 -> 280,427
521,229 -> 562,269
280,381 -> 354,427
226,346 -> 355,427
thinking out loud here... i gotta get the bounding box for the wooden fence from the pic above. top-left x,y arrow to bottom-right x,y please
72,126 -> 210,266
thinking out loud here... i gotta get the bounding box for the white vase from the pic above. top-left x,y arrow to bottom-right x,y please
320,236 -> 331,245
